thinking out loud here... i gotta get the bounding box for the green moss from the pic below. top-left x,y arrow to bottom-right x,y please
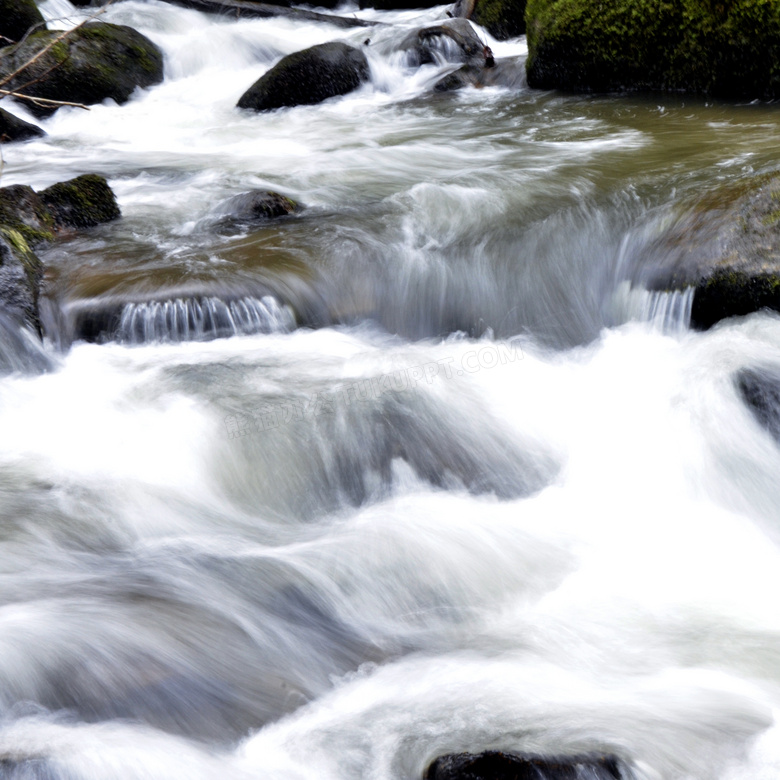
472,0 -> 526,39
0,186 -> 56,247
526,0 -> 780,97
40,174 -> 121,229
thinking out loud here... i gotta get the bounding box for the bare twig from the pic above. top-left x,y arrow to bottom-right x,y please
0,88 -> 89,110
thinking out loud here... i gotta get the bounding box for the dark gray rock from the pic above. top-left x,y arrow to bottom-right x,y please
0,23 -> 164,117
738,366 -> 780,443
0,107 -> 45,143
0,0 -> 46,46
426,752 -> 623,780
644,173 -> 780,329
237,42 -> 370,112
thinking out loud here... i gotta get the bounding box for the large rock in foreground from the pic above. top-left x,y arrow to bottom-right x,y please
525,0 -> 780,98
645,173 -> 780,329
0,23 -> 164,117
426,752 -> 622,780
237,42 -> 370,112
0,0 -> 46,45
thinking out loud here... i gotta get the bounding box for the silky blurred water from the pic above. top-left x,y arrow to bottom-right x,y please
1,0 -> 780,778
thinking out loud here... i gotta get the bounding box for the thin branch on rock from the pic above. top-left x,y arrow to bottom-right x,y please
0,0 -> 116,93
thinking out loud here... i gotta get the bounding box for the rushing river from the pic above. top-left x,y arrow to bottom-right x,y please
2,0 -> 780,778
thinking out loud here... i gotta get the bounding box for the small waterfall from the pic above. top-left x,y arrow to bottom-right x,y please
116,295 -> 295,344
640,287 -> 695,334
613,283 -> 695,334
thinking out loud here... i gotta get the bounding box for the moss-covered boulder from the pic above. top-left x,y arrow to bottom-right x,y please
0,185 -> 56,247
0,174 -> 121,333
525,0 -> 780,98
0,0 -> 46,46
237,42 -> 369,112
0,23 -> 164,117
40,174 -> 121,229
453,0 -> 525,40
646,173 -> 780,328
0,228 -> 43,331
0,107 -> 45,143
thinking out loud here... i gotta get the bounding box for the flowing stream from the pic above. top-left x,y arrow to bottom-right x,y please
2,1 -> 780,778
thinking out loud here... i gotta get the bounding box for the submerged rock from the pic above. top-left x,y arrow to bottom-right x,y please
237,42 -> 370,111
40,174 -> 121,230
644,173 -> 780,329
0,23 -> 164,117
0,0 -> 46,45
426,752 -> 623,780
213,190 -> 300,232
738,366 -> 780,442
0,107 -> 46,143
453,0 -> 526,40
525,0 -> 780,98
434,56 -> 525,91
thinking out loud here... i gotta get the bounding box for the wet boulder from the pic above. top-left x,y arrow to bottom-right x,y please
426,752 -> 623,780
525,0 -> 780,97
0,0 -> 46,46
0,108 -> 46,143
399,19 -> 487,67
40,174 -> 121,230
644,173 -> 780,329
211,190 -> 300,233
237,42 -> 369,111
358,0 -> 443,8
453,0 -> 526,40
0,23 -> 164,117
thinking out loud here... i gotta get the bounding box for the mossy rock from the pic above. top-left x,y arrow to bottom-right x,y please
525,0 -> 780,98
0,184 -> 56,247
237,42 -> 369,112
646,172 -> 780,328
0,0 -> 46,45
0,22 -> 164,117
453,0 -> 526,40
0,107 -> 45,143
0,227 -> 43,332
40,174 -> 121,229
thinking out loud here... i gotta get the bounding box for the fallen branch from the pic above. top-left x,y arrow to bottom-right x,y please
0,88 -> 89,110
157,0 -> 383,28
0,1 -> 115,94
